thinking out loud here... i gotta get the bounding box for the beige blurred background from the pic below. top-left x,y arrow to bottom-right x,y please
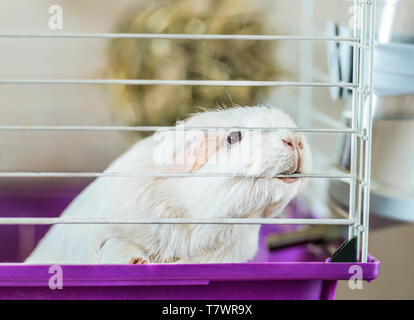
0,0 -> 350,173
0,0 -> 412,299
0,0 -> 348,218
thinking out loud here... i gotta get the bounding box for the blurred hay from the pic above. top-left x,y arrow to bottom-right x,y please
108,0 -> 281,137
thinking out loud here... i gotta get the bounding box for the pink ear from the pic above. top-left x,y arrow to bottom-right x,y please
166,132 -> 220,173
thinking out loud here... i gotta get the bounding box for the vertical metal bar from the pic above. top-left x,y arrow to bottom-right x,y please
356,0 -> 366,261
359,0 -> 369,262
354,0 -> 363,260
299,0 -> 314,128
358,0 -> 369,263
361,0 -> 376,263
348,0 -> 360,242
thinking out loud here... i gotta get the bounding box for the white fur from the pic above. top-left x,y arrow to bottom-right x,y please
25,106 -> 312,264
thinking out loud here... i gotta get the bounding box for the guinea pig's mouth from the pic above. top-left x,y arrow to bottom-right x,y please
278,170 -> 301,184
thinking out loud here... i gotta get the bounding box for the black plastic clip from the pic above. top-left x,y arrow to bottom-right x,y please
330,236 -> 358,263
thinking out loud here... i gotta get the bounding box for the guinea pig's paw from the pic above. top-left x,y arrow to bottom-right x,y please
128,256 -> 149,264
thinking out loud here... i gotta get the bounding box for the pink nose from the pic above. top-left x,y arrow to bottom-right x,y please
282,138 -> 303,150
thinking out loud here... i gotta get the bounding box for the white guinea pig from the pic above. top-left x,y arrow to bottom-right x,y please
25,105 -> 311,264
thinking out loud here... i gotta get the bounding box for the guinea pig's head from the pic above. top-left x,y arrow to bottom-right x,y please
156,105 -> 312,218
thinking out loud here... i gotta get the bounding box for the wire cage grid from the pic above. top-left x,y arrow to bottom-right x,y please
0,0 -> 376,263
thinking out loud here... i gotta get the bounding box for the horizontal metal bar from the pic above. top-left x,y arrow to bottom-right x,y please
0,125 -> 356,133
0,33 -> 358,42
0,217 -> 355,226
0,172 -> 354,179
0,79 -> 357,88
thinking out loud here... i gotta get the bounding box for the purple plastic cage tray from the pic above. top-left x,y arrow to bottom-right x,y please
0,181 -> 380,300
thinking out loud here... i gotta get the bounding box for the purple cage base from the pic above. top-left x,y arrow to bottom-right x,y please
0,181 -> 380,300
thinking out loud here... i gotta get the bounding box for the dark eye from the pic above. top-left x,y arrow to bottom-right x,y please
227,131 -> 242,146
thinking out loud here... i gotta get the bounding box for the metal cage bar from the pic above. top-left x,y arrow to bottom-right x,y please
0,79 -> 357,87
0,172 -> 353,179
360,0 -> 376,263
348,0 -> 361,243
0,126 -> 357,133
348,0 -> 375,263
0,217 -> 356,226
0,33 -> 358,42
